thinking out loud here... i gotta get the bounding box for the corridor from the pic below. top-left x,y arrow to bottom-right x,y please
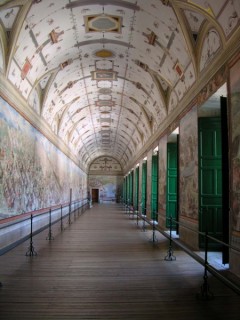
0,204 -> 239,320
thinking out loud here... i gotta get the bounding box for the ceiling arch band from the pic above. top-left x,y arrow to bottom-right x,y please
0,0 -> 239,170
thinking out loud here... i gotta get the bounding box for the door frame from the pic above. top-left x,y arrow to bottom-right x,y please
198,117 -> 223,250
91,188 -> 99,203
166,141 -> 179,229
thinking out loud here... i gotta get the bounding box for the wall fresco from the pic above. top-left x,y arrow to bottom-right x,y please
230,58 -> 240,232
0,42 -> 3,71
179,106 -> 198,219
88,175 -> 123,203
0,97 -> 87,219
89,156 -> 122,174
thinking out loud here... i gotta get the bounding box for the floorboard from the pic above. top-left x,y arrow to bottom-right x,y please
0,204 -> 239,319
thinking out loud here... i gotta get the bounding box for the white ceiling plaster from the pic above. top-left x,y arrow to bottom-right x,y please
0,0 -> 239,170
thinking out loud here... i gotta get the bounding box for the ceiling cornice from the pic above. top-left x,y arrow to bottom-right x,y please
123,29 -> 240,174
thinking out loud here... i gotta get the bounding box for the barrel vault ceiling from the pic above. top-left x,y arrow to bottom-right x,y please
0,0 -> 239,171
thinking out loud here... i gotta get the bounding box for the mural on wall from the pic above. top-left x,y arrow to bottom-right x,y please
88,175 -> 123,203
0,97 -> 87,219
197,66 -> 227,106
230,58 -> 240,232
89,156 -> 122,174
179,106 -> 198,220
158,135 -> 167,214
0,42 -> 3,71
200,28 -> 221,71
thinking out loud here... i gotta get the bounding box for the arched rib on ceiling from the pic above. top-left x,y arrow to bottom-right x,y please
1,0 -> 236,170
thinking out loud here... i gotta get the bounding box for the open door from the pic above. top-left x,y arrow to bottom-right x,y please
151,152 -> 158,220
166,141 -> 178,229
221,96 -> 229,264
198,84 -> 229,264
141,160 -> 147,215
129,171 -> 133,206
134,166 -> 139,211
92,189 -> 99,203
198,117 -> 222,249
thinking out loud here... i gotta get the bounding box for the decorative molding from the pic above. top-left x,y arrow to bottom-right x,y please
94,49 -> 114,58
49,29 -> 64,44
135,60 -> 149,72
160,0 -> 170,6
66,0 -> 140,11
196,66 -> 227,106
142,30 -> 157,46
96,100 -> 115,107
88,156 -> 122,174
174,61 -> 185,81
91,70 -> 118,81
21,58 -> 32,80
123,31 -> 240,173
84,14 -> 122,33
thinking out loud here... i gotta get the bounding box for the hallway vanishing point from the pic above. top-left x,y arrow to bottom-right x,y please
0,204 -> 239,320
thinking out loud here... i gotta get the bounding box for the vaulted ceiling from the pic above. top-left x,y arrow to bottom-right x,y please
0,0 -> 239,171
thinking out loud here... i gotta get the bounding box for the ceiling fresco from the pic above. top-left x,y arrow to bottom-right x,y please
0,0 -> 239,171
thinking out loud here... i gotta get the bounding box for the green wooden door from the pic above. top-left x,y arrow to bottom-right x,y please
220,97 -> 229,263
127,175 -> 130,205
134,167 -> 139,210
124,177 -> 126,204
126,175 -> 129,204
129,171 -> 133,206
166,143 -> 178,228
198,117 -> 222,249
151,154 -> 158,220
141,161 -> 147,215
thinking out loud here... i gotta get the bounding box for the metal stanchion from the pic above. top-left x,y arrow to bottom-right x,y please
137,203 -> 143,228
164,217 -> 176,261
60,205 -> 64,231
151,219 -> 158,244
26,214 -> 37,256
73,202 -> 75,220
46,208 -> 54,240
68,202 -> 71,225
129,205 -> 133,219
142,213 -> 146,232
197,228 -> 214,300
148,211 -> 158,244
130,206 -> 133,219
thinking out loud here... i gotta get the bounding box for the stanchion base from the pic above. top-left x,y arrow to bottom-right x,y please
196,276 -> 214,300
149,234 -> 158,244
196,290 -> 214,301
164,249 -> 176,261
141,218 -> 147,232
46,233 -> 54,240
26,246 -> 37,257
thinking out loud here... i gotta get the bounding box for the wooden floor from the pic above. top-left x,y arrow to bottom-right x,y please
0,204 -> 239,320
